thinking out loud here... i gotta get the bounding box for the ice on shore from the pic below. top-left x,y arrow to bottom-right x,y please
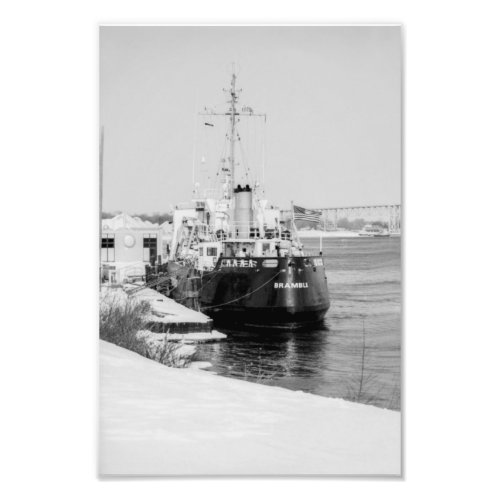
140,330 -> 226,344
99,340 -> 401,476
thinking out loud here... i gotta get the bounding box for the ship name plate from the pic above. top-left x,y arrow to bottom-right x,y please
220,259 -> 257,268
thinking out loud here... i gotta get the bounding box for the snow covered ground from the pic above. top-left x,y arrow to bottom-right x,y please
131,287 -> 211,324
99,341 -> 401,476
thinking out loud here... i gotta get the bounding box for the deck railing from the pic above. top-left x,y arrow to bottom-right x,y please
206,221 -> 292,241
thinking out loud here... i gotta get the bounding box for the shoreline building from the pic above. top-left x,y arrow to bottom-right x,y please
100,213 -> 162,284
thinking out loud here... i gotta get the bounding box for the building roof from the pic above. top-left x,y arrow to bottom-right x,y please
101,213 -> 160,231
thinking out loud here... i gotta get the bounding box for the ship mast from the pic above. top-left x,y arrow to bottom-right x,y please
199,68 -> 266,199
228,70 -> 238,192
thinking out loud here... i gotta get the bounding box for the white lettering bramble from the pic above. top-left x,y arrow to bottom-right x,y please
274,282 -> 309,289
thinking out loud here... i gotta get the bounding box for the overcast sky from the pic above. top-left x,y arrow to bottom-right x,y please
100,26 -> 401,213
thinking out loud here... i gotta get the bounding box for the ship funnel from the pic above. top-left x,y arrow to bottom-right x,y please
234,184 -> 253,238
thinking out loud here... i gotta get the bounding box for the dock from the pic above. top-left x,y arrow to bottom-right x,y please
124,286 -> 226,343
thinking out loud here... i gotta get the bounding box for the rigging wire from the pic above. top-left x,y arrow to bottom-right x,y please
200,270 -> 283,310
237,132 -> 253,186
191,106 -> 198,189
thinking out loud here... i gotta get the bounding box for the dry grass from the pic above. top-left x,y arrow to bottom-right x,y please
342,318 -> 400,410
100,290 -> 194,368
99,292 -> 151,356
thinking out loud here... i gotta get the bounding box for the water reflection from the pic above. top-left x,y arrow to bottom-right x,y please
208,326 -> 330,381
196,237 -> 401,410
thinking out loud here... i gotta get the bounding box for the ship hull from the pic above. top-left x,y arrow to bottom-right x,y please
198,255 -> 330,330
207,307 -> 328,330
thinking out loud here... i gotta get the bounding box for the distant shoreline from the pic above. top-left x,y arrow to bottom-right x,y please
298,230 -> 401,239
298,229 -> 360,238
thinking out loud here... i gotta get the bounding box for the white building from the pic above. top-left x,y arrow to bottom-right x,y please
100,213 -> 162,284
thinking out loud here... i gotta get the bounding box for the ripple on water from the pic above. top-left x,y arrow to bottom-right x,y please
196,237 -> 401,410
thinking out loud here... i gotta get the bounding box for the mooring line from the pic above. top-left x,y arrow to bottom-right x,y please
200,270 -> 282,310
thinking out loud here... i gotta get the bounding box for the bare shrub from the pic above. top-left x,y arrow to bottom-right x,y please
343,318 -> 383,407
341,318 -> 400,409
100,290 -> 197,368
137,331 -> 195,368
100,292 -> 151,355
155,341 -> 194,368
387,376 -> 401,411
344,372 -> 382,407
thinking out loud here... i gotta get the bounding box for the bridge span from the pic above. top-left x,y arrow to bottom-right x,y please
281,204 -> 401,233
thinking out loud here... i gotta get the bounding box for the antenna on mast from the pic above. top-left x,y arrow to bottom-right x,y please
191,91 -> 199,193
228,66 -> 239,192
198,66 -> 266,199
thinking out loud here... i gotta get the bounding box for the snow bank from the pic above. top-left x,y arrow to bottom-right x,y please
99,340 -> 401,476
102,213 -> 159,231
137,329 -> 226,346
133,287 -> 212,324
99,286 -> 132,309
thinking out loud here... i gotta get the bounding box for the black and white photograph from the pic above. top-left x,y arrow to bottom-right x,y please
99,25 -> 402,476
5,0 -> 500,497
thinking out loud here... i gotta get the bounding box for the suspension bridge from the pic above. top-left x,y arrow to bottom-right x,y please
281,204 -> 401,233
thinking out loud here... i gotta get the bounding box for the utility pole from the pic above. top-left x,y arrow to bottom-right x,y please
99,126 -> 104,289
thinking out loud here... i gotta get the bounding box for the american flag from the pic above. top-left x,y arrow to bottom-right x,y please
293,205 -> 321,223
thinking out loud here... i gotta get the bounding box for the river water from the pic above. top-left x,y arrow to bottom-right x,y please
196,237 -> 401,410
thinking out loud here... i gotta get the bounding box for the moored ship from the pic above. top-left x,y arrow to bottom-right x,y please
358,224 -> 390,237
163,71 -> 330,329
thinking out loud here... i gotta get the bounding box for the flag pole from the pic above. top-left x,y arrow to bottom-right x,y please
291,200 -> 302,246
320,231 -> 323,255
320,209 -> 324,254
292,200 -> 302,249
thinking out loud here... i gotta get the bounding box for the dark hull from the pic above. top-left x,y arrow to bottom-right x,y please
207,307 -> 328,330
198,255 -> 330,330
